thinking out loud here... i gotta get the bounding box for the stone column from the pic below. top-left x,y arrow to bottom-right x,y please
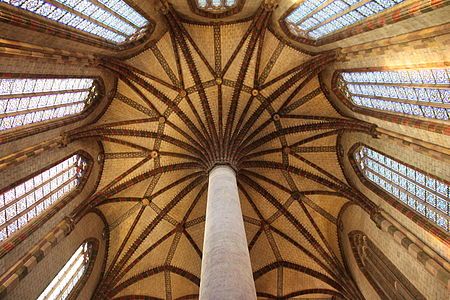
200,166 -> 256,300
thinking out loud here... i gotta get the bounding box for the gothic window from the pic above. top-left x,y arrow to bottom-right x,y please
37,241 -> 95,300
0,0 -> 149,44
0,154 -> 88,242
336,68 -> 450,121
285,0 -> 406,41
354,145 -> 449,231
197,0 -> 237,11
0,77 -> 99,132
349,231 -> 425,300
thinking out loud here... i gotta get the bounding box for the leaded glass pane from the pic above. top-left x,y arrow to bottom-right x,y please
338,69 -> 450,121
0,77 -> 98,132
285,0 -> 405,40
0,155 -> 88,242
355,146 -> 449,231
0,0 -> 149,44
197,0 -> 236,10
37,242 -> 93,300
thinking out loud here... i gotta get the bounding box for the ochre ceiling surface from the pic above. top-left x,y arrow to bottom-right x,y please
68,5 -> 379,299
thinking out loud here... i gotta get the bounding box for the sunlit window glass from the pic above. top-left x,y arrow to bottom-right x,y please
0,0 -> 149,44
197,0 -> 236,10
37,242 -> 93,300
0,77 -> 99,131
285,0 -> 405,40
337,69 -> 450,120
0,154 -> 88,242
355,146 -> 449,231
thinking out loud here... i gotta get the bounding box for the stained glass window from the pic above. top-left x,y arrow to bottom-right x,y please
197,0 -> 236,10
337,69 -> 450,120
285,0 -> 406,40
0,154 -> 88,242
0,77 -> 99,131
37,241 -> 94,300
355,146 -> 449,231
0,0 -> 149,44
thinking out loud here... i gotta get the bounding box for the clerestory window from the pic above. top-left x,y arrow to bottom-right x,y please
0,77 -> 99,132
285,0 -> 407,41
354,145 -> 449,231
0,0 -> 149,44
37,241 -> 96,300
336,68 -> 450,121
197,0 -> 237,11
0,154 -> 88,242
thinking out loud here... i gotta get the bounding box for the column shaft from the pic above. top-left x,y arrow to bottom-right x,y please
200,166 -> 256,300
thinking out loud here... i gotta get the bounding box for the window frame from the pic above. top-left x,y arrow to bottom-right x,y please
348,143 -> 449,242
37,238 -> 99,300
279,0 -> 447,46
348,230 -> 426,300
0,0 -> 154,50
332,64 -> 450,135
187,0 -> 245,19
0,151 -> 93,259
0,74 -> 105,144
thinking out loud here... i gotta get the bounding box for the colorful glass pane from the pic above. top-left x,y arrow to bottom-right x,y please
37,242 -> 93,300
355,146 -> 449,231
0,0 -> 148,44
0,78 -> 98,131
338,69 -> 450,121
0,155 -> 88,242
286,0 -> 405,40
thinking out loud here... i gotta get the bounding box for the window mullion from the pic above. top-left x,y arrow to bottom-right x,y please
307,0 -> 372,34
88,0 -> 139,30
364,156 -> 444,199
0,100 -> 85,119
293,0 -> 334,26
368,167 -> 443,218
349,82 -> 450,90
43,0 -> 126,39
0,177 -> 77,233
53,260 -> 85,300
349,92 -> 449,109
44,251 -> 85,300
0,88 -> 92,100
1,163 -> 74,212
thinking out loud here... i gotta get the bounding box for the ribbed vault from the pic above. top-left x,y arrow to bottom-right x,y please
67,4 -> 380,299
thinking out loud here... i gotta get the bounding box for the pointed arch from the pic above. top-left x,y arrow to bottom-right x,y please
0,0 -> 153,49
280,0 -> 448,46
0,151 -> 93,247
332,65 -> 450,134
349,143 -> 449,235
0,75 -> 104,139
37,238 -> 100,300
349,230 -> 426,300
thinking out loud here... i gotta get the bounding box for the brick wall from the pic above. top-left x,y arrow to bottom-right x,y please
3,212 -> 106,300
340,204 -> 448,299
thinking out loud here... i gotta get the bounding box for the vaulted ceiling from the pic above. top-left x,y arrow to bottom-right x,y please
66,5 -> 381,299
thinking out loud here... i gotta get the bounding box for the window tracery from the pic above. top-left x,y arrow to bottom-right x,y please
336,68 -> 450,121
37,241 -> 95,300
285,0 -> 406,41
197,0 -> 236,11
0,0 -> 149,44
0,77 -> 99,132
349,231 -> 426,300
0,154 -> 88,242
354,145 -> 449,231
